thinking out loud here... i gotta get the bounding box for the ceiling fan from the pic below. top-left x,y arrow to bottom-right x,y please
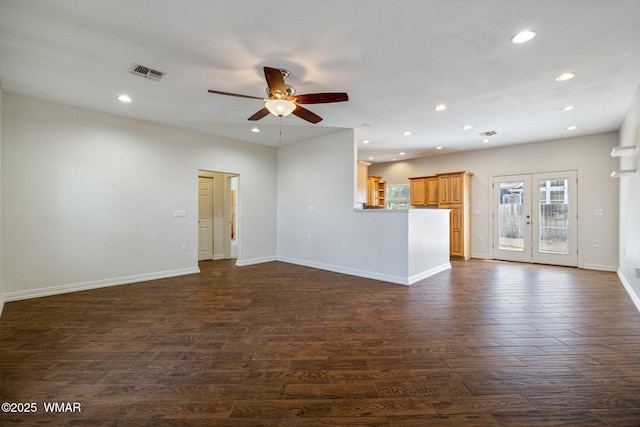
208,66 -> 348,124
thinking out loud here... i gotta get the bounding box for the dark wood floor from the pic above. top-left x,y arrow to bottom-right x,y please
1,259 -> 640,426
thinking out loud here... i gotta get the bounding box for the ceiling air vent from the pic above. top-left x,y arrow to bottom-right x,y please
479,130 -> 497,137
129,64 -> 165,81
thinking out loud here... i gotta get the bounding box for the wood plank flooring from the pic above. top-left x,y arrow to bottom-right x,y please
1,259 -> 640,425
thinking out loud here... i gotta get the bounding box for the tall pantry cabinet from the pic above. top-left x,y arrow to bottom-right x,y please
437,171 -> 473,259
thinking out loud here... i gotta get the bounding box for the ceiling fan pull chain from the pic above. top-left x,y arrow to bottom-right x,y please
279,116 -> 283,144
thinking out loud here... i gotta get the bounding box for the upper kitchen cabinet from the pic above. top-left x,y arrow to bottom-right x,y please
409,176 -> 438,206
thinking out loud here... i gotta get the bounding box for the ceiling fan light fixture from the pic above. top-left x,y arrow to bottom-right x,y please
265,99 -> 296,117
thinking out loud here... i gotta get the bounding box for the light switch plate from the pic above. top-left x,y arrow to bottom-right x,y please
174,210 -> 187,217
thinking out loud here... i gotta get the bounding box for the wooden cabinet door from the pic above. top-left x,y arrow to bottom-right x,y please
426,177 -> 439,205
450,173 -> 464,204
410,178 -> 426,206
438,175 -> 451,205
449,204 -> 464,257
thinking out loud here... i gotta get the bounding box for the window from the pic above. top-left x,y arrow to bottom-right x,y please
539,178 -> 568,204
386,184 -> 410,209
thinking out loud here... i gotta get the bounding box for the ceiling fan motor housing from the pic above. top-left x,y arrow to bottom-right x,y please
266,84 -> 295,99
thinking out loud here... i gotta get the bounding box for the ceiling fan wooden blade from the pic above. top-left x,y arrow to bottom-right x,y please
292,105 -> 323,124
292,92 -> 349,104
264,67 -> 288,99
248,107 -> 270,121
208,90 -> 265,100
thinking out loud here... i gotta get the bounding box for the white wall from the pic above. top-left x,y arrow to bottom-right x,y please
618,83 -> 640,309
1,94 -> 277,300
0,87 -> 4,316
370,132 -> 620,270
277,130 -> 440,283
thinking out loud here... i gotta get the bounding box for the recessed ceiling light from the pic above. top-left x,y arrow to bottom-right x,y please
436,146 -> 443,150
403,131 -> 412,136
362,139 -> 370,144
434,104 -> 447,111
566,125 -> 578,130
392,158 -> 397,161
117,95 -> 132,103
562,105 -> 577,111
482,138 -> 490,143
511,30 -> 536,44
556,72 -> 576,82
462,125 -> 473,130
251,127 -> 260,133
399,152 -> 406,155
368,157 -> 374,160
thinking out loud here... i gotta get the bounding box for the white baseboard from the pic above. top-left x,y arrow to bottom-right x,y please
618,269 -> 640,313
0,295 -> 4,319
3,267 -> 201,303
471,252 -> 491,260
277,256 -> 450,286
408,263 -> 452,285
583,263 -> 618,272
235,256 -> 277,267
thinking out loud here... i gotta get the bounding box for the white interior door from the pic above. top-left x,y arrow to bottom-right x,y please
198,176 -> 213,261
493,171 -> 577,267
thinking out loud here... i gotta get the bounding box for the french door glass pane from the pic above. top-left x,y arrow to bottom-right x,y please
538,177 -> 569,254
498,181 -> 525,251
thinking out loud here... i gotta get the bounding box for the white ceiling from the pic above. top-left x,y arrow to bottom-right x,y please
1,0 -> 639,163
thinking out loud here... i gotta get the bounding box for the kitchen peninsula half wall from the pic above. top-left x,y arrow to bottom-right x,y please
279,208 -> 451,286
353,208 -> 451,285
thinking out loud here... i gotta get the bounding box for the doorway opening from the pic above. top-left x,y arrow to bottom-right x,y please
198,170 -> 239,261
492,170 -> 578,267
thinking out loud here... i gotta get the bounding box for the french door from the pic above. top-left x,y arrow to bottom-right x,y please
493,171 -> 577,267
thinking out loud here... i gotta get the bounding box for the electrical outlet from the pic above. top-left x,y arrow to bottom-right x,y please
181,243 -> 188,252
593,241 -> 600,248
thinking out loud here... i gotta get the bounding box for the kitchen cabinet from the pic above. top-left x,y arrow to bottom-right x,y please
437,171 -> 472,259
426,177 -> 439,205
367,176 -> 385,207
409,176 -> 438,206
357,161 -> 371,206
